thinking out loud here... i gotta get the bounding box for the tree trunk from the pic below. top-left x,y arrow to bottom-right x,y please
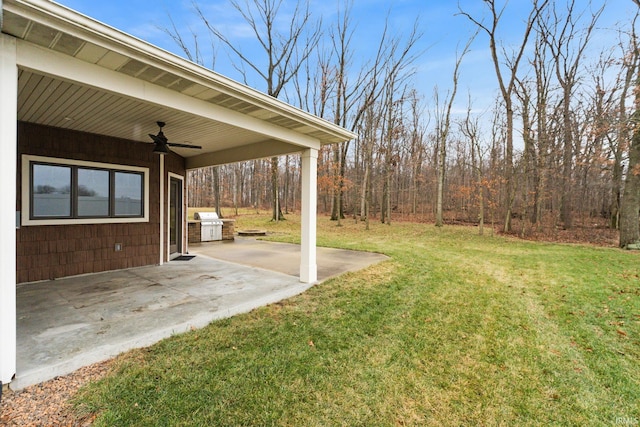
620,131 -> 640,247
284,155 -> 290,214
503,104 -> 514,232
270,156 -> 284,221
470,126 -> 484,236
435,136 -> 446,227
619,21 -> 640,246
330,144 -> 341,221
233,165 -> 239,216
560,89 -> 573,229
360,143 -> 370,222
213,166 -> 222,217
381,162 -> 389,224
612,39 -> 637,229
620,77 -> 640,247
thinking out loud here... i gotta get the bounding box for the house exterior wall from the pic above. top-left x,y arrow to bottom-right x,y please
16,122 -> 185,283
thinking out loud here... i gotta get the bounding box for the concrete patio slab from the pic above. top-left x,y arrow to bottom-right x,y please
189,236 -> 388,281
14,240 -> 388,390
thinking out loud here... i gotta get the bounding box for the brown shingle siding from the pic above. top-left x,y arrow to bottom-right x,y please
16,122 -> 185,284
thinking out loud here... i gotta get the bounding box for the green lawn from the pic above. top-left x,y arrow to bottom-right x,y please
75,215 -> 640,426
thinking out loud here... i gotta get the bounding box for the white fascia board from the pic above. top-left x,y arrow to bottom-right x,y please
15,39 -> 323,149
5,0 -> 357,143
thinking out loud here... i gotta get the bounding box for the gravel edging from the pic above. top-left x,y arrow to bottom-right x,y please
0,359 -> 113,426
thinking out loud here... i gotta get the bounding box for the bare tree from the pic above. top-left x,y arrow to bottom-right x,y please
408,91 -> 428,216
531,31 -> 553,227
620,0 -> 640,247
434,35 -> 474,227
459,0 -> 549,232
433,86 -> 448,228
326,1 -> 356,224
538,0 -> 603,229
190,0 -> 321,221
380,79 -> 398,225
173,0 -> 627,239
459,96 -> 486,235
358,102 -> 380,229
514,76 -> 536,236
587,40 -> 634,229
327,5 -> 422,223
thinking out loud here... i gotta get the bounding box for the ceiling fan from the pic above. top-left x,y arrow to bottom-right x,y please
148,121 -> 202,154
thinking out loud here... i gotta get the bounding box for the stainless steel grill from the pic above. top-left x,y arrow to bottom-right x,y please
195,212 -> 223,241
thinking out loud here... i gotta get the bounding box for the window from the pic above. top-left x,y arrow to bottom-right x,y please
32,164 -> 71,217
114,171 -> 143,216
78,168 -> 110,217
23,155 -> 149,225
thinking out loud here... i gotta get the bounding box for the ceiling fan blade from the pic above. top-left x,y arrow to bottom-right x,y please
167,142 -> 202,149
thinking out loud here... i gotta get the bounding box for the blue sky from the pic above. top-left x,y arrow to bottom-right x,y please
55,0 -> 635,127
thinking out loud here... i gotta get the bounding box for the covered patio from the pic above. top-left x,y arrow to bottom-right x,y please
15,240 -> 388,390
1,0 -> 355,389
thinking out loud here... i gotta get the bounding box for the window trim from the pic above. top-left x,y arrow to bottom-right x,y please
22,155 -> 149,226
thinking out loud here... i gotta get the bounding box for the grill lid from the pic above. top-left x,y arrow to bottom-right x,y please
194,212 -> 222,223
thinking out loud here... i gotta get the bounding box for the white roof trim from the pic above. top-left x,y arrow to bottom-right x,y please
2,0 -> 357,144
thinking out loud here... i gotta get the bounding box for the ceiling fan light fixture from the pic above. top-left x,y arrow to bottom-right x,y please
153,142 -> 170,155
148,121 -> 201,154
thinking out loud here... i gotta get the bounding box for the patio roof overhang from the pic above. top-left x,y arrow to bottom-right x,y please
1,0 -> 356,167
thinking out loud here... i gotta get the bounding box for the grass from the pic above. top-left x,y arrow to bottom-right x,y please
75,214 -> 640,426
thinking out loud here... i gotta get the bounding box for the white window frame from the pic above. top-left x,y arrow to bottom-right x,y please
21,155 -> 150,226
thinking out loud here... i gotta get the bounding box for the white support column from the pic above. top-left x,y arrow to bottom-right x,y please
159,155 -> 164,265
0,33 -> 18,385
300,148 -> 318,283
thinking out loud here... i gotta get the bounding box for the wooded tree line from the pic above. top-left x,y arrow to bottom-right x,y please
180,0 -> 640,246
